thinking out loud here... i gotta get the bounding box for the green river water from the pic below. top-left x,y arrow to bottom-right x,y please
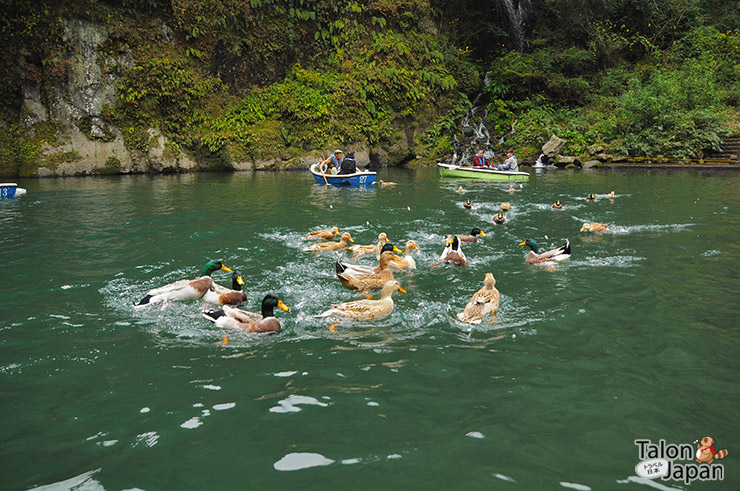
1,167 -> 738,490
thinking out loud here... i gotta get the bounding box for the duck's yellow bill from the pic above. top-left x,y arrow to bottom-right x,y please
393,245 -> 403,253
221,265 -> 233,272
236,275 -> 245,285
412,243 -> 419,250
278,300 -> 290,311
480,231 -> 487,237
398,286 -> 407,294
392,254 -> 403,261
348,236 -> 355,243
580,225 -> 588,231
518,241 -> 526,246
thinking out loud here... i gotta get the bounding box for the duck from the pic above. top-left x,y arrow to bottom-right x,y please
302,226 -> 340,240
390,240 -> 419,270
606,191 -> 615,198
315,280 -> 406,321
134,260 -> 235,307
518,239 -> 571,265
375,180 -> 397,186
580,222 -> 609,233
508,184 -> 516,193
335,242 -> 403,276
492,213 -> 506,224
457,186 -> 466,194
463,199 -> 474,210
551,200 -> 563,210
586,193 -> 596,200
303,232 -> 354,252
500,202 -> 511,211
440,235 -> 466,266
202,294 -> 290,333
336,250 -> 399,293
347,232 -> 390,259
456,272 -> 500,324
455,227 -> 487,243
202,269 -> 247,306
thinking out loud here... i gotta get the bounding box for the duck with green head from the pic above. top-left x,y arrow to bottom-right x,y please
203,294 -> 290,333
518,239 -> 571,265
492,213 -> 506,224
135,260 -> 242,307
551,200 -> 563,209
457,227 -> 487,243
202,269 -> 247,306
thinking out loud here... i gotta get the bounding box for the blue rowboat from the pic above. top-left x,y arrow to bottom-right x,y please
0,183 -> 27,198
310,164 -> 376,186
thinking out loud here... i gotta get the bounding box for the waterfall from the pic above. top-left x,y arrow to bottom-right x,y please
533,153 -> 545,168
499,0 -> 531,52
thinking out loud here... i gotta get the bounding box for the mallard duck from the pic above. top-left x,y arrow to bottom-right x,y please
457,272 -> 500,324
518,239 -> 571,264
457,186 -> 466,194
580,222 -> 609,233
606,191 -> 615,198
463,199 -> 474,210
303,232 -> 354,252
335,243 -> 403,276
336,250 -> 399,292
315,280 -> 406,321
456,228 -> 487,243
390,240 -> 419,270
134,260 -> 235,307
302,226 -> 340,240
202,295 -> 290,333
441,235 -> 466,266
375,180 -> 397,186
348,232 -> 390,259
551,200 -> 563,209
202,270 -> 247,306
500,202 -> 511,211
492,213 -> 506,224
586,193 -> 596,200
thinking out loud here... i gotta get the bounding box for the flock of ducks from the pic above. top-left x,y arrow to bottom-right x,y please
132,189 -> 616,335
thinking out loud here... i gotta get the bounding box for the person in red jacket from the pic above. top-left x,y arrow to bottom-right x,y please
473,150 -> 491,167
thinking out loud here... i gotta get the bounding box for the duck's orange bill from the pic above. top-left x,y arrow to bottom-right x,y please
278,300 -> 290,311
398,287 -> 407,294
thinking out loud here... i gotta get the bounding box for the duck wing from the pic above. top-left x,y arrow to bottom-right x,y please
537,240 -> 571,262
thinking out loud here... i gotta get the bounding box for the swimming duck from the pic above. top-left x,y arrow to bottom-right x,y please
551,200 -> 563,209
463,199 -> 474,210
456,272 -> 500,324
302,226 -> 340,240
335,243 -> 403,276
202,269 -> 247,306
390,240 -> 419,270
456,228 -> 487,243
508,184 -> 516,193
336,250 -> 399,293
303,232 -> 354,252
375,180 -> 397,186
518,239 -> 571,264
500,202 -> 511,211
580,222 -> 609,233
492,213 -> 506,224
457,186 -> 466,193
134,260 -> 235,307
440,235 -> 466,266
586,193 -> 596,200
348,232 -> 390,259
606,191 -> 615,198
315,280 -> 406,321
202,294 -> 290,333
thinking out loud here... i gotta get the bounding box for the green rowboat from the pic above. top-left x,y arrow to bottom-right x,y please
437,163 -> 530,181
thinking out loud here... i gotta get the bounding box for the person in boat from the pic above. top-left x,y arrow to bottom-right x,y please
473,150 -> 491,168
320,149 -> 343,175
339,151 -> 357,174
498,149 -> 518,172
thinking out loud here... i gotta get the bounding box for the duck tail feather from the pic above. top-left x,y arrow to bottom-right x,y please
134,294 -> 153,307
202,309 -> 226,323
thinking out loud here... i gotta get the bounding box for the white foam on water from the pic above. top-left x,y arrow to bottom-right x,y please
212,402 -> 236,411
274,371 -> 297,377
560,483 -> 591,491
493,473 -> 516,482
466,431 -> 485,439
269,394 -> 329,413
180,417 -> 202,429
134,431 -> 159,446
29,468 -> 103,490
274,452 -> 334,471
341,458 -> 362,465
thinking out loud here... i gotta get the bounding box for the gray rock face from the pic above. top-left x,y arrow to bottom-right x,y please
582,160 -> 602,169
542,134 -> 566,158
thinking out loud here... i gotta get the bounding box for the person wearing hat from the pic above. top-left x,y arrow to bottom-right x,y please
320,149 -> 343,175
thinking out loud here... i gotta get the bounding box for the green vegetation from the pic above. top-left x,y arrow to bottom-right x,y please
0,0 -> 738,176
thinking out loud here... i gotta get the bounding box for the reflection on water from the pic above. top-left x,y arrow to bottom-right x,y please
2,168 -> 740,489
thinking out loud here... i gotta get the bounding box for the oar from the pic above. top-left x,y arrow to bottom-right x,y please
321,167 -> 329,186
